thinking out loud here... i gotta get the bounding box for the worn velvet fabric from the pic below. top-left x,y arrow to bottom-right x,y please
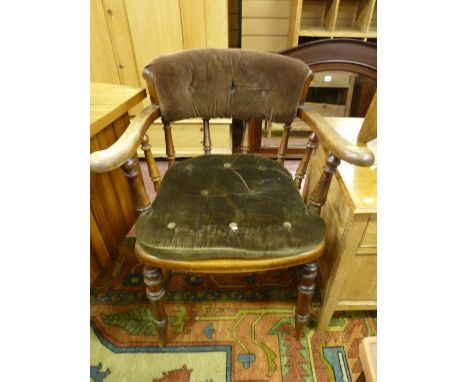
136,155 -> 325,260
143,48 -> 311,124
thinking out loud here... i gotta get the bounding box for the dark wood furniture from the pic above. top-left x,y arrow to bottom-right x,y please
89,49 -> 374,345
250,38 -> 377,158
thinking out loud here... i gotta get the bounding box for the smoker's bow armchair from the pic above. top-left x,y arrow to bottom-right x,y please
90,48 -> 374,345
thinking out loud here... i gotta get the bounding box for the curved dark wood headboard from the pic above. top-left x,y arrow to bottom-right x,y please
280,39 -> 377,81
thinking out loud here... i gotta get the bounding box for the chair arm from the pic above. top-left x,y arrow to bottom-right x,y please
90,105 -> 161,173
297,105 -> 375,167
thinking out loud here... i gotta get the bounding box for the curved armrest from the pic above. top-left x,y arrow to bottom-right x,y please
297,105 -> 375,167
90,105 -> 161,173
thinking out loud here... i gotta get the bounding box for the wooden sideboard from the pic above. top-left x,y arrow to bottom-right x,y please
304,117 -> 377,330
90,82 -> 146,284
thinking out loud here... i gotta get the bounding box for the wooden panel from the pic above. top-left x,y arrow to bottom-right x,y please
298,0 -> 339,36
242,18 -> 290,35
90,211 -> 112,269
139,119 -> 232,157
229,0 -> 239,13
229,31 -> 238,47
204,0 -> 229,47
355,0 -> 376,32
336,0 -> 358,28
242,35 -> 288,52
101,0 -> 141,87
369,0 -> 376,31
180,0 -> 206,48
338,253 -> 377,300
125,0 -> 184,85
229,13 -> 238,27
90,0 -> 119,83
288,0 -> 303,46
243,0 -> 291,18
334,0 -> 375,36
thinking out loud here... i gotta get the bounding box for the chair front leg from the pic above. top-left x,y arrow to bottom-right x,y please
143,266 -> 168,346
295,261 -> 318,339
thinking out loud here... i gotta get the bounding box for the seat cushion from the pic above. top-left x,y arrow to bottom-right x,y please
136,155 -> 325,260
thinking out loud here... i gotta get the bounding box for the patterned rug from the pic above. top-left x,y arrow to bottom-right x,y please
91,237 -> 377,382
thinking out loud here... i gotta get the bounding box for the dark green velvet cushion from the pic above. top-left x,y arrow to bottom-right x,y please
136,155 -> 325,260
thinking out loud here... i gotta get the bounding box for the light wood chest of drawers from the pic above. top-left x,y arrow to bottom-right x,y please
304,117 -> 377,330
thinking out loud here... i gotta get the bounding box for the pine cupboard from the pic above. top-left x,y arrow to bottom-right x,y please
303,116 -> 377,329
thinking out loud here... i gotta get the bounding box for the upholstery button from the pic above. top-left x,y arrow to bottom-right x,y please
224,163 -> 232,168
188,86 -> 195,94
229,222 -> 238,231
261,90 -> 267,97
201,189 -> 209,196
167,222 -> 176,229
283,221 -> 292,230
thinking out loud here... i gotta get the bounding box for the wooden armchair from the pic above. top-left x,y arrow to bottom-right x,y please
90,48 -> 374,345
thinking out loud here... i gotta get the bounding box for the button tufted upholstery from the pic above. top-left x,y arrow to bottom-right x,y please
142,48 -> 311,124
136,155 -> 325,260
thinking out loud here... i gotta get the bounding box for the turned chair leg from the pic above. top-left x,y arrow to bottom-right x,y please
143,266 -> 168,346
295,261 -> 318,339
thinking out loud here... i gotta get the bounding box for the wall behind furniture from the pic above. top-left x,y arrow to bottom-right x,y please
91,0 -> 229,110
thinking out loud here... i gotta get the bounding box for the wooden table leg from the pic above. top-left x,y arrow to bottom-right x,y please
143,266 -> 168,346
295,261 -> 318,339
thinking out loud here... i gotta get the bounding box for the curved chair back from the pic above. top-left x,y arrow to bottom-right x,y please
143,48 -> 312,125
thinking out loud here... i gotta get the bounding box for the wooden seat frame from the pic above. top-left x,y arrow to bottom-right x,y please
90,51 -> 374,346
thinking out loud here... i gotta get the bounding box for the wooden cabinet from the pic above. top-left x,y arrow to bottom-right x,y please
304,117 -> 377,330
90,82 -> 147,284
289,0 -> 377,46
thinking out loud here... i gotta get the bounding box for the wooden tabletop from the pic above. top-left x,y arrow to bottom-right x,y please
90,82 -> 146,137
324,117 -> 377,213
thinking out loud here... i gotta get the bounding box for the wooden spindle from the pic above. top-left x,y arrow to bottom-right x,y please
277,123 -> 291,166
163,120 -> 176,167
307,153 -> 341,215
295,261 -> 318,339
121,155 -> 151,213
202,118 -> 212,155
240,120 -> 250,154
144,266 -> 168,346
294,132 -> 318,190
141,134 -> 161,192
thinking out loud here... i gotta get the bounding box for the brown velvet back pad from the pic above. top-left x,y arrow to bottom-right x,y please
143,48 -> 311,124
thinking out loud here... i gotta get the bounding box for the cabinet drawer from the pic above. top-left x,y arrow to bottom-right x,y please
137,118 -> 232,158
311,72 -> 352,88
